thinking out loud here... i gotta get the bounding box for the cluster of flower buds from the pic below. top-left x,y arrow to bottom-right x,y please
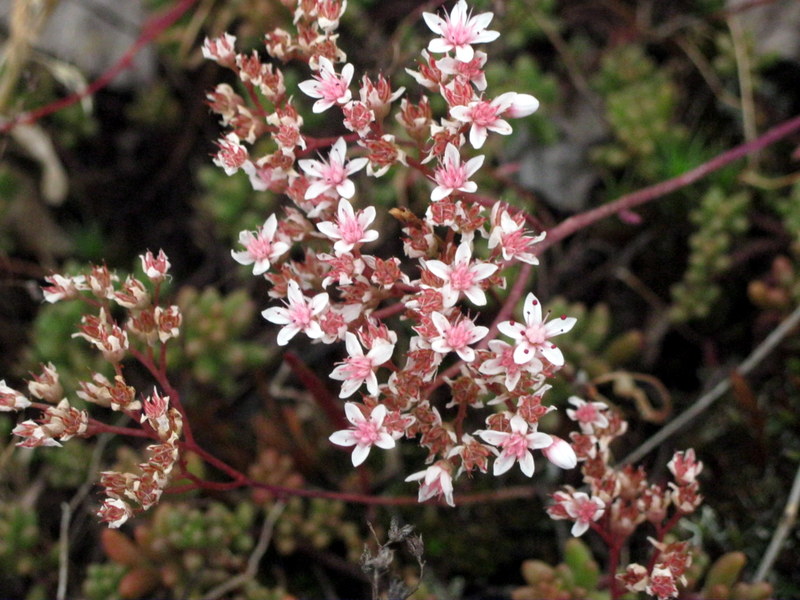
3,251 -> 185,527
205,0 -> 581,507
98,389 -> 183,528
547,400 -> 702,600
4,362 -> 87,447
12,397 -> 88,448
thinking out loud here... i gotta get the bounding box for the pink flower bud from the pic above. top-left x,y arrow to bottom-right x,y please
141,250 -> 171,282
27,362 -> 62,404
201,33 -> 236,67
98,497 -> 134,529
0,380 -> 31,412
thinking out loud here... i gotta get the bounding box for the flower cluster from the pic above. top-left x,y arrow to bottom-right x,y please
206,0 -> 578,507
3,251 -> 185,527
548,401 -> 703,599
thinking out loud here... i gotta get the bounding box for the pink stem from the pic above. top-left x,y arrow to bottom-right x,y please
538,114 -> 800,252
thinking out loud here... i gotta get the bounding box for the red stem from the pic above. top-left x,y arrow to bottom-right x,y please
538,113 -> 800,252
129,346 -> 195,445
0,0 -> 200,134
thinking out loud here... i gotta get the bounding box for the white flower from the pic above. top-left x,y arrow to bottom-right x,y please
231,214 -> 290,275
477,414 -> 552,477
450,92 -> 540,149
405,461 -> 455,507
430,143 -> 484,201
429,311 -> 488,362
299,137 -> 368,200
424,241 -> 497,307
298,56 -> 354,113
422,0 -> 500,63
317,198 -> 379,255
329,332 -> 394,398
565,396 -> 609,433
488,206 -> 545,265
564,492 -> 606,537
329,403 -> 396,466
497,292 -> 576,366
261,280 -> 329,345
478,339 -> 543,392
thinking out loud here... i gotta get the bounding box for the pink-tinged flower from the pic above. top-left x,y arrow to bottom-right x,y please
329,332 -> 394,398
566,396 -> 609,433
359,73 -> 404,121
299,137 -> 368,200
85,265 -> 117,301
437,52 -> 488,90
12,420 -> 61,447
73,309 -> 129,363
114,276 -> 149,310
342,101 -> 375,137
319,252 -> 366,288
232,214 -> 291,275
431,143 -> 484,201
422,0 -> 500,63
27,362 -> 62,404
141,388 -> 171,437
405,50 -> 442,91
548,490 -> 605,537
246,160 -> 289,193
98,497 -> 134,529
317,0 -> 347,33
478,339 -> 536,391
668,481 -> 703,513
213,132 -> 249,175
154,305 -> 182,344
667,449 -> 703,486
450,92 -> 540,149
618,564 -> 649,594
647,566 -> 679,600
13,399 -> 88,448
360,134 -> 407,177
542,436 -> 577,470
477,414 -> 552,477
41,273 -> 87,303
1,380 -> 31,412
497,292 -> 576,366
317,198 -> 379,255
329,402 -> 396,466
565,492 -> 606,536
429,311 -> 488,362
201,33 -> 236,66
207,83 -> 242,126
405,461 -> 455,507
298,56 -> 354,113
141,249 -> 171,282
424,241 -> 497,307
261,280 -> 329,345
488,206 -> 545,265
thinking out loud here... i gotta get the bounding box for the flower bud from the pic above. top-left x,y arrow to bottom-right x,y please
27,362 -> 62,403
542,435 -> 577,469
0,380 -> 31,412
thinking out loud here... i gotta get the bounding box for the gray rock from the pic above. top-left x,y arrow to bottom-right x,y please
1,0 -> 156,89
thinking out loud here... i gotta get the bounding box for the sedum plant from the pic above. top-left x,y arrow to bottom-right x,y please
7,0 -> 799,598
